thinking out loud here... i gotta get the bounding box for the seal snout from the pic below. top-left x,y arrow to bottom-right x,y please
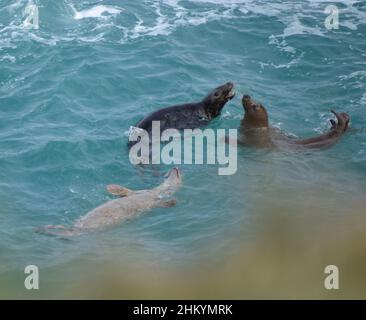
172,167 -> 181,179
242,94 -> 253,110
225,82 -> 235,99
165,167 -> 182,180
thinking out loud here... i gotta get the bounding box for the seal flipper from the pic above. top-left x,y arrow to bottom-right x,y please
330,110 -> 350,133
330,119 -> 337,129
107,184 -> 133,197
35,225 -> 84,237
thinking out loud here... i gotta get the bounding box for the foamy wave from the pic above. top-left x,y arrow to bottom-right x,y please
361,93 -> 366,105
122,0 -> 366,42
339,70 -> 366,81
282,15 -> 325,38
1,0 -> 365,48
0,54 -> 16,62
259,52 -> 305,70
128,0 -> 240,40
71,5 -> 123,20
338,70 -> 366,90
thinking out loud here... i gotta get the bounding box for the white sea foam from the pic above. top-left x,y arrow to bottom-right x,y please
339,70 -> 366,81
259,52 -> 305,70
1,0 -> 365,48
361,93 -> 366,105
128,0 -> 240,40
72,5 -> 122,20
0,54 -> 16,62
338,70 -> 366,90
282,15 -> 324,38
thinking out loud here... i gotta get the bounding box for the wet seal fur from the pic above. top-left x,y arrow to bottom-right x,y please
36,168 -> 182,237
237,94 -> 350,149
128,82 -> 235,148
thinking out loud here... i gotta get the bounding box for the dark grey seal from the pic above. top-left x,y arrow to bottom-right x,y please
128,82 -> 235,148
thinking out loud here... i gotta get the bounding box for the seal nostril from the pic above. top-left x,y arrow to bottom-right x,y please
243,95 -> 251,100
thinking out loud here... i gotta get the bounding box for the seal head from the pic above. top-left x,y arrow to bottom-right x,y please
156,167 -> 182,196
202,82 -> 235,118
164,167 -> 182,185
241,95 -> 269,129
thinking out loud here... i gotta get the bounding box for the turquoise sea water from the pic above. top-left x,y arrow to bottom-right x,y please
0,0 -> 366,292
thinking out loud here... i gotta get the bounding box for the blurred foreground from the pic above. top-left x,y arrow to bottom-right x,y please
2,196 -> 366,300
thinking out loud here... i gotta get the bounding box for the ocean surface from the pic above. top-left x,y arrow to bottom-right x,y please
0,0 -> 366,294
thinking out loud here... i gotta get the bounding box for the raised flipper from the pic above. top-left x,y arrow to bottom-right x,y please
107,184 -> 133,197
294,110 -> 350,148
330,110 -> 350,133
157,199 -> 177,208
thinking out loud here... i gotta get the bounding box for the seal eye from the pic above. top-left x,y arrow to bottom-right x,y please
214,91 -> 220,97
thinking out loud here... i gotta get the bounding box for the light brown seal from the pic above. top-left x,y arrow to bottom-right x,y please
238,94 -> 350,149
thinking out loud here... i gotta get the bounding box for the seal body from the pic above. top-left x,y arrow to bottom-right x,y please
238,95 -> 350,149
74,189 -> 164,230
238,95 -> 274,148
37,168 -> 182,236
129,82 -> 235,148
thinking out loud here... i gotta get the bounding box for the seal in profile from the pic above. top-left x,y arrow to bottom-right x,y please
237,94 -> 350,149
36,167 -> 182,236
128,82 -> 235,148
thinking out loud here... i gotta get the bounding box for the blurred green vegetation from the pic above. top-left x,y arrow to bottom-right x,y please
2,198 -> 366,300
